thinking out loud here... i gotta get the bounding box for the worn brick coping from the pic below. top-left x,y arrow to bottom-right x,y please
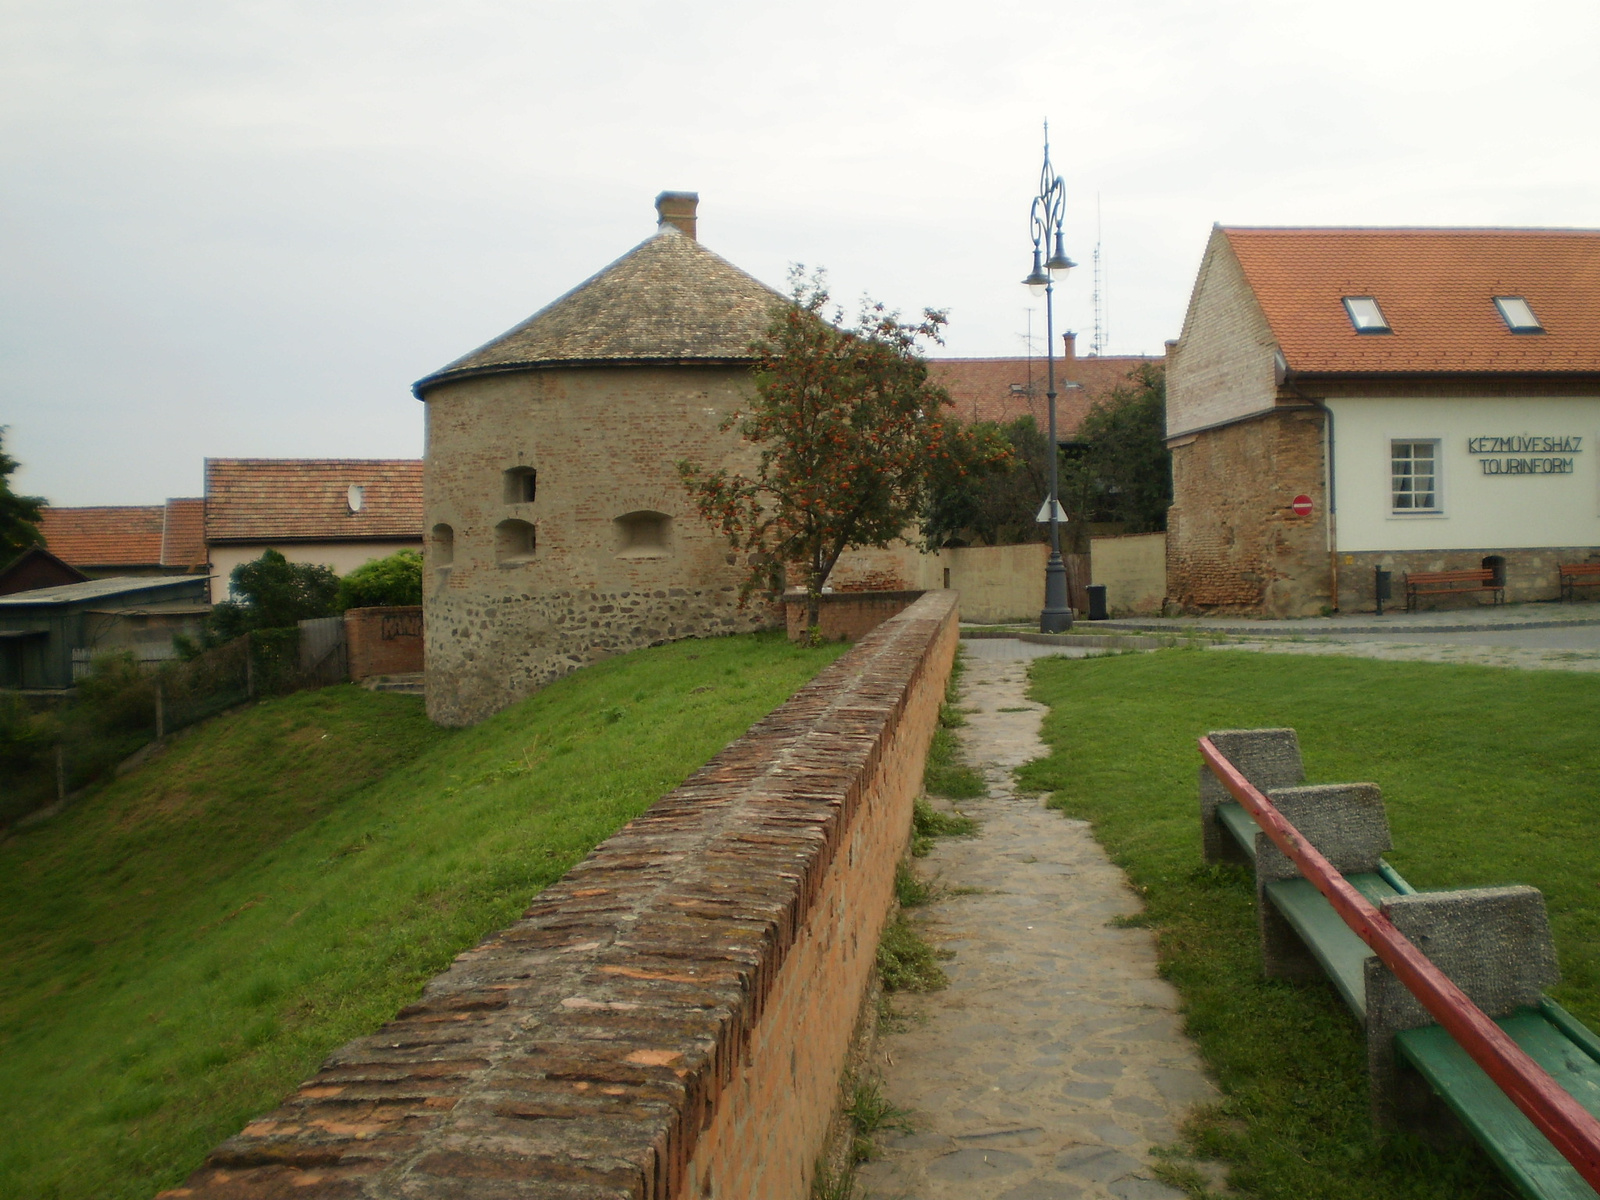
163,591 -> 959,1200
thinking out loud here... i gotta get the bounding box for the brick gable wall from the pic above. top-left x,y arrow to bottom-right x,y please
1168,231 -> 1280,439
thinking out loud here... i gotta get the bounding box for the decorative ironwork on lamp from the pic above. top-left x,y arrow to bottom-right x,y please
1024,122 -> 1076,632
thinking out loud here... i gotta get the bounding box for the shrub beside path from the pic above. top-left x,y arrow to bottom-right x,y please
859,642 -> 1223,1199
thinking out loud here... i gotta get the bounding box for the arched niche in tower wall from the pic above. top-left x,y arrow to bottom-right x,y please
614,511 -> 672,559
495,519 -> 537,564
431,522 -> 455,567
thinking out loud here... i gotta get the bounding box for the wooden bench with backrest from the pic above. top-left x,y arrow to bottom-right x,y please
1200,728 -> 1600,1200
1404,568 -> 1504,611
1558,563 -> 1600,602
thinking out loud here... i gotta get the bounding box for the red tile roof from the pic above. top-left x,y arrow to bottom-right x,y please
162,498 -> 207,569
930,353 -> 1157,439
39,506 -> 165,568
205,459 -> 423,543
1223,227 -> 1600,375
39,498 -> 212,569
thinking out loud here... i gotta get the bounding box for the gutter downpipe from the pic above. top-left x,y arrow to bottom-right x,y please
1281,358 -> 1337,612
1311,396 -> 1337,611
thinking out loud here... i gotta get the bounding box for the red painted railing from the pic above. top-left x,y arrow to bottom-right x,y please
1199,735 -> 1600,1191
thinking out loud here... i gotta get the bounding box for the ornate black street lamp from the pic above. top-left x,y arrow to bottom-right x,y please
1023,123 -> 1077,633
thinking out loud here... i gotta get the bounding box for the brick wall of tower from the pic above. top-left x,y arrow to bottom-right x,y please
422,366 -> 778,727
1166,409 -> 1330,616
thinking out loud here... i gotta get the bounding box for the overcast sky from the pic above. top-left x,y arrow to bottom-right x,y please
4,0 -> 1598,506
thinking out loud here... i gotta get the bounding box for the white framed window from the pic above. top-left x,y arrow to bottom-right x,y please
1391,439 -> 1441,513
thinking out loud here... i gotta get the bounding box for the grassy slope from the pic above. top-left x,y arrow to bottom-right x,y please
0,631 -> 846,1200
1019,649 -> 1600,1200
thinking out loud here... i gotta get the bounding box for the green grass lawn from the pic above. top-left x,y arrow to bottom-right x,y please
1019,649 -> 1600,1200
0,631 -> 846,1200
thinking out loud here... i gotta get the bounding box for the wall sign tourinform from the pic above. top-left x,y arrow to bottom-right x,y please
1468,434 -> 1582,476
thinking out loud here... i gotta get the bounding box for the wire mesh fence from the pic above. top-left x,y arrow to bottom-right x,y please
1,623 -> 349,829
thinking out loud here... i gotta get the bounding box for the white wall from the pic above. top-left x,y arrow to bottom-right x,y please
1329,395 -> 1600,552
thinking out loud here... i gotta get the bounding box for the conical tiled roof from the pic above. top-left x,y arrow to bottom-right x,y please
414,225 -> 783,396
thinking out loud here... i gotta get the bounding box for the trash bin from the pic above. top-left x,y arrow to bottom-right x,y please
1374,568 -> 1392,616
1087,584 -> 1109,621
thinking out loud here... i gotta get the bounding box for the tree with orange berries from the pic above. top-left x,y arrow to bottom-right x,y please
679,271 -> 1007,633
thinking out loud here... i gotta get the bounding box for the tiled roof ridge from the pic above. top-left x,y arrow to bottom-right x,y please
203,456 -> 421,466
1223,224 -> 1600,235
38,505 -> 166,568
1217,225 -> 1600,376
204,459 -> 423,543
161,497 -> 206,569
930,353 -> 1156,361
43,503 -> 163,513
414,226 -> 786,395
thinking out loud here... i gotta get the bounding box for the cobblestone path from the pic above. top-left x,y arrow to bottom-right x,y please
856,646 -> 1221,1200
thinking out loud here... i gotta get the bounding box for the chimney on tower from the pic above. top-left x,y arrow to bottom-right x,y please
655,191 -> 699,240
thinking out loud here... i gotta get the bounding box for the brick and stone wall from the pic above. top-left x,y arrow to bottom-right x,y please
1338,546 -> 1600,611
161,591 -> 960,1200
1166,409 -> 1331,616
345,606 -> 424,681
783,588 -> 925,642
423,366 -> 777,727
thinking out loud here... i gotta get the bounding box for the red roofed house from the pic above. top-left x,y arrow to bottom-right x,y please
37,498 -> 208,580
929,334 -> 1158,442
205,460 -> 423,601
1165,226 -> 1600,616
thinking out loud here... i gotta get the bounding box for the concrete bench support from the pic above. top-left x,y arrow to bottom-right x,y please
1254,783 -> 1390,983
1366,887 -> 1561,1129
1198,728 -> 1304,865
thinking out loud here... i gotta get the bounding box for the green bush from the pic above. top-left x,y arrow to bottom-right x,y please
184,551 -> 340,655
337,550 -> 422,611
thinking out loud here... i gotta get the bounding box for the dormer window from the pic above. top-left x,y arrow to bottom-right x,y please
1342,296 -> 1391,334
1494,296 -> 1543,333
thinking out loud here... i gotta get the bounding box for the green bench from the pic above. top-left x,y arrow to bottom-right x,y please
1203,728 -> 1600,1200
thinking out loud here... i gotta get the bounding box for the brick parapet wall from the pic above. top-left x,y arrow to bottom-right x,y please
345,606 -> 424,681
783,589 -> 926,642
162,590 -> 960,1200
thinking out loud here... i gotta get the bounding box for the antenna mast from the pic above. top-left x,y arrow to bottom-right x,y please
1090,194 -> 1105,357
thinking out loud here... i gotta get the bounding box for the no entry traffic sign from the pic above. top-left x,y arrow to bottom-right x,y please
1291,494 -> 1313,517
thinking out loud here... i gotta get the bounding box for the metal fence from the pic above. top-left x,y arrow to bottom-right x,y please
2,620 -> 351,830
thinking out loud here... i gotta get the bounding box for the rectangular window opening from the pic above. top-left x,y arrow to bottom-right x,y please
1391,440 -> 1440,513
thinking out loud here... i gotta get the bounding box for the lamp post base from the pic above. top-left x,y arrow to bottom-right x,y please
1040,551 -> 1074,633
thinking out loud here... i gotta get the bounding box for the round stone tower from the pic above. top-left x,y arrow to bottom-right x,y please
415,193 -> 782,726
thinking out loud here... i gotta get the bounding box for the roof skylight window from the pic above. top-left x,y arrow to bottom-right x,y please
1342,296 -> 1391,334
1494,296 -> 1543,333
